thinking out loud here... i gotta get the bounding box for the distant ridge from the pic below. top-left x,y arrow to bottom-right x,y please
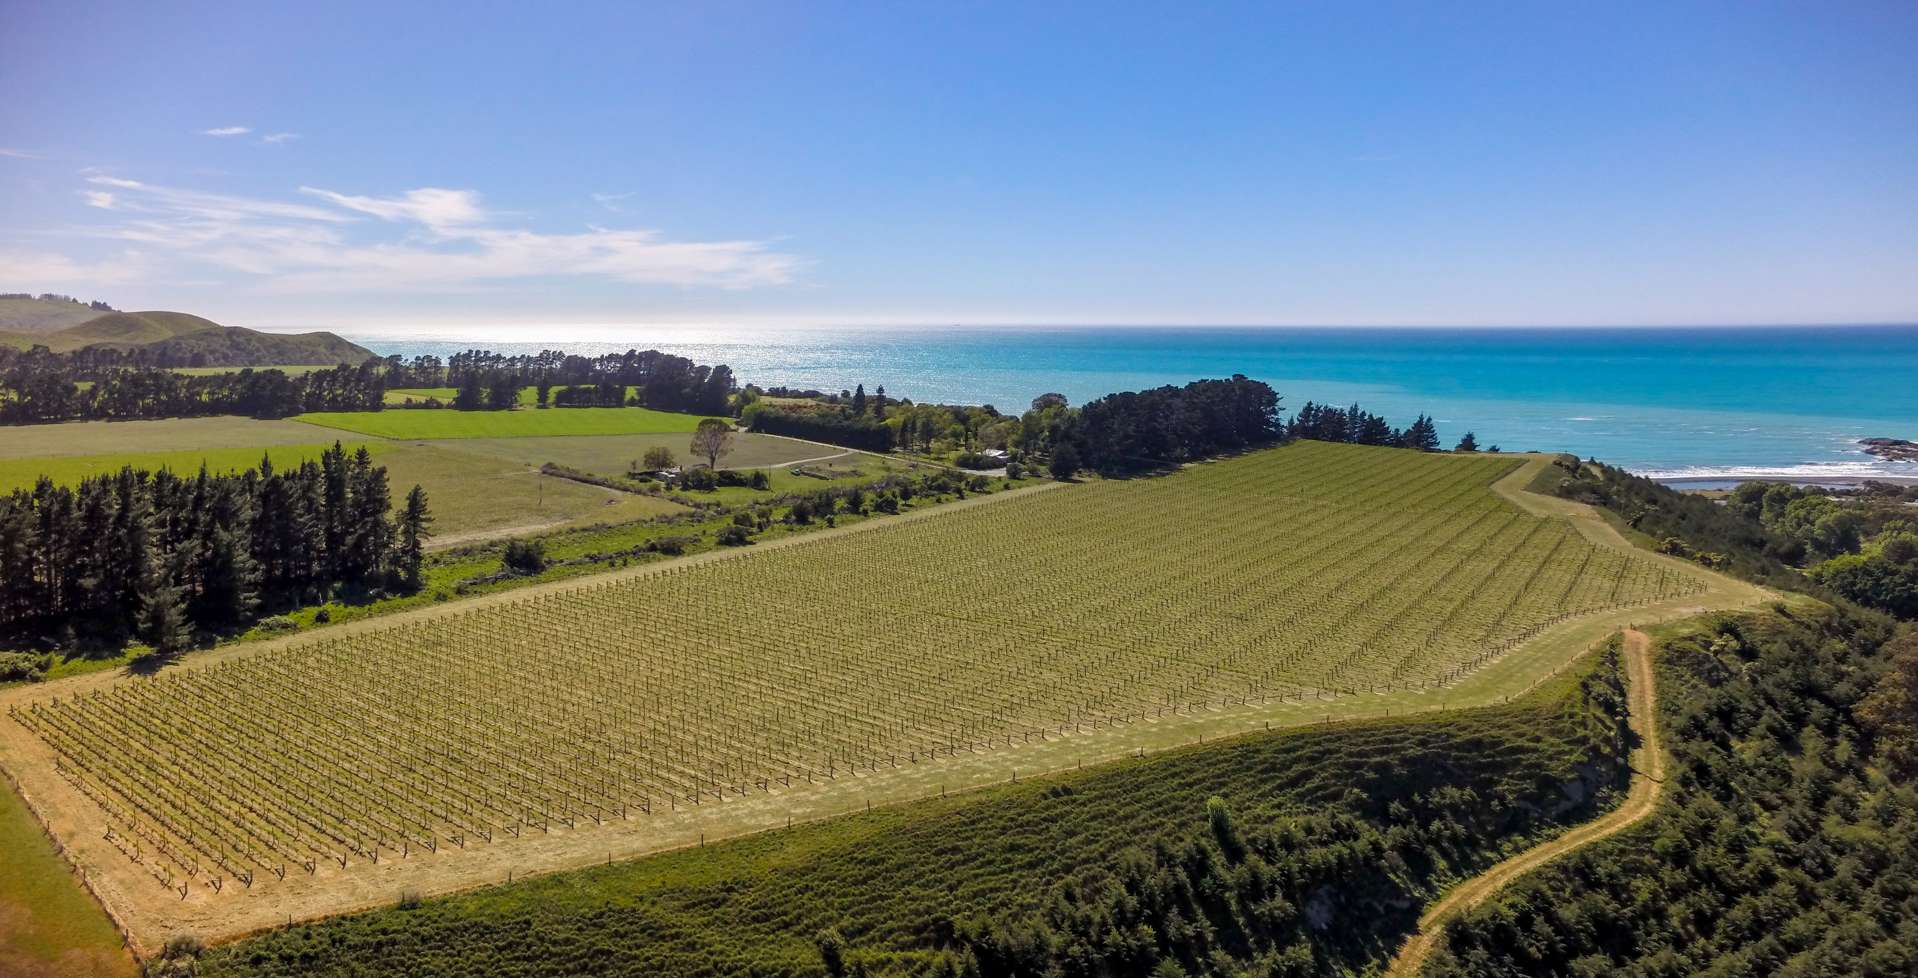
0,302 -> 376,365
0,295 -> 110,334
48,310 -> 221,349
131,324 -> 376,365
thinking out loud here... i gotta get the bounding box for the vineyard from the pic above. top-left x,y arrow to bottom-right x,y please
8,442 -> 1704,905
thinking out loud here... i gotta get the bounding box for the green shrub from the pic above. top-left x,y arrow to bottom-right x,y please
502,539 -> 547,575
0,650 -> 47,683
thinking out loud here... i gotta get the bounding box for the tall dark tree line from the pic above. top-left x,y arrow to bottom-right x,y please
379,348 -> 733,415
0,444 -> 428,651
1071,375 -> 1283,470
0,353 -> 384,424
1288,401 -> 1440,450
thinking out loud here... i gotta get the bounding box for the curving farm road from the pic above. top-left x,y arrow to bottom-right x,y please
1384,628 -> 1666,978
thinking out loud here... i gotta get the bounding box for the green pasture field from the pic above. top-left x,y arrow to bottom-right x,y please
371,443 -> 688,543
195,649 -> 1626,978
384,386 -> 460,405
295,405 -> 716,439
0,417 -> 327,460
441,430 -> 852,473
444,431 -> 927,503
1,442 -> 1714,951
0,431 -> 684,541
168,365 -> 338,377
0,780 -> 138,978
0,442 -> 393,495
697,451 -> 928,504
382,385 -> 640,406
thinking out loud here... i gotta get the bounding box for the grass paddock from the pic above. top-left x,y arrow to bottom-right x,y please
296,406 -> 716,440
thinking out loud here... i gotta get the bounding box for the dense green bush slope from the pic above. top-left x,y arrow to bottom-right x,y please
1426,604 -> 1918,978
191,652 -> 1633,978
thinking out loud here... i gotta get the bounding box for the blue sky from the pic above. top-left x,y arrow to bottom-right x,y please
2,1 -> 1914,330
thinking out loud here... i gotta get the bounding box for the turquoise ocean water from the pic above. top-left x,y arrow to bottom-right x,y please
341,325 -> 1918,481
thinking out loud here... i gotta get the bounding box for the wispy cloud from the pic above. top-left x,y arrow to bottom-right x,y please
0,248 -> 153,287
0,148 -> 42,160
201,126 -> 252,137
262,132 -> 300,144
593,191 -> 635,213
301,186 -> 486,232
27,175 -> 802,294
87,176 -> 354,222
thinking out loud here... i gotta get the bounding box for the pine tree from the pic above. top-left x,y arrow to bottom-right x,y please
453,373 -> 485,410
344,447 -> 393,580
106,468 -> 153,637
321,443 -> 349,579
1455,431 -> 1479,452
486,373 -> 520,410
1403,414 -> 1440,451
851,384 -> 867,416
192,480 -> 259,625
139,551 -> 191,655
194,524 -> 260,626
394,485 -> 432,592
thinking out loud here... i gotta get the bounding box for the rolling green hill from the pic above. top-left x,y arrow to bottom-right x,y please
43,310 -> 220,349
1,308 -> 375,364
124,324 -> 375,364
0,296 -> 109,334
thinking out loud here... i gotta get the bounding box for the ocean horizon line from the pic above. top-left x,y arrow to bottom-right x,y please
251,321 -> 1918,340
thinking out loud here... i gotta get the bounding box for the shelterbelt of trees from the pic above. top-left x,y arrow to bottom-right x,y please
380,347 -> 736,416
0,352 -> 384,424
1544,456 -> 1918,620
743,375 -> 1478,478
1427,604 -> 1918,978
0,444 -> 429,671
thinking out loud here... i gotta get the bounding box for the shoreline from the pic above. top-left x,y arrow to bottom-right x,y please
1653,474 -> 1918,488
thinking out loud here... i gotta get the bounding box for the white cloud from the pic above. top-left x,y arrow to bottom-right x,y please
201,126 -> 252,136
593,191 -> 635,212
262,132 -> 300,144
0,249 -> 153,287
0,148 -> 42,159
41,176 -> 801,294
301,186 -> 486,232
86,175 -> 354,223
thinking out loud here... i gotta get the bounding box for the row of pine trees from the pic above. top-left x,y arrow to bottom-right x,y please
0,444 -> 429,652
1289,401 -> 1443,450
0,355 -> 386,424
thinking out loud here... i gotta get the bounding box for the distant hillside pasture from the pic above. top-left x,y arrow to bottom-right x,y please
0,442 -> 1715,949
296,405 -> 718,439
373,443 -> 687,544
0,308 -> 373,363
121,326 -> 372,365
0,296 -> 108,334
168,365 -> 342,377
0,778 -> 137,978
381,383 -> 659,406
443,431 -> 874,473
0,417 -> 328,460
0,442 -> 393,495
43,311 -> 217,349
0,422 -> 685,540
